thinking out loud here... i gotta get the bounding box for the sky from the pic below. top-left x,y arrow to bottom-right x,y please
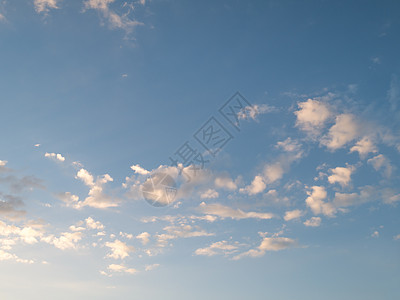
0,0 -> 400,299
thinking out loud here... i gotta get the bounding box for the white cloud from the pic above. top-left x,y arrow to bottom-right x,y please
44,152 -> 65,162
214,176 -> 237,191
295,99 -> 331,136
105,239 -> 134,259
34,0 -> 59,14
198,202 -> 275,220
305,186 -> 336,217
328,165 -> 355,187
394,234 -> 400,241
239,175 -> 266,195
84,0 -> 143,34
0,250 -> 34,264
57,192 -> 81,209
238,104 -> 276,121
368,154 -> 393,178
303,217 -> 321,227
263,162 -> 285,184
85,217 -> 104,230
234,235 -> 297,259
350,136 -> 377,158
130,164 -> 149,175
321,114 -> 360,150
107,263 -> 137,274
136,232 -> 150,245
194,240 -> 239,256
200,188 -> 219,199
284,209 -> 304,221
276,138 -> 302,153
42,231 -> 83,250
371,231 -> 379,238
76,168 -> 119,209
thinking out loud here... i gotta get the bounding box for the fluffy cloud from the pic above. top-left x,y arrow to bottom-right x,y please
42,231 -> 83,250
44,152 -> 65,162
303,217 -> 321,227
34,0 -> 59,14
130,164 -> 149,175
328,165 -> 355,187
295,99 -> 331,135
0,249 -> 34,264
105,239 -> 134,259
321,114 -> 360,150
284,209 -> 304,221
350,136 -> 377,158
305,186 -> 336,217
198,202 -> 275,220
85,217 -> 104,230
76,168 -> 119,209
136,232 -> 150,245
239,175 -> 266,195
214,176 -> 237,191
107,263 -> 137,275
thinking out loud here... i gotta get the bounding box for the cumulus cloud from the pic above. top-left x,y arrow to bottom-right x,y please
105,239 -> 134,259
194,240 -> 239,257
328,165 -> 355,187
276,138 -> 303,153
295,99 -> 331,136
350,136 -> 378,158
0,249 -> 34,264
198,202 -> 275,220
284,209 -> 304,221
85,217 -> 104,230
44,152 -> 65,162
239,175 -> 266,195
76,168 -> 119,209
214,176 -> 237,191
303,217 -> 321,227
321,114 -> 360,150
42,231 -> 83,250
305,186 -> 336,217
136,232 -> 150,245
130,164 -> 149,175
34,0 -> 59,14
107,263 -> 137,275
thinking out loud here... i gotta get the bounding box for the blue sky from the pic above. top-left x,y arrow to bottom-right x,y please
0,0 -> 400,299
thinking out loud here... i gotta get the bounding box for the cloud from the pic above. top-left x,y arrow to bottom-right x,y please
214,176 -> 237,191
0,193 -> 26,221
239,175 -> 266,195
303,217 -> 321,227
368,154 -> 393,178
234,235 -> 297,259
295,99 -> 331,136
371,231 -> 379,238
45,152 -> 65,162
305,186 -> 336,217
34,0 -> 59,14
200,189 -> 219,199
130,164 -> 149,175
198,202 -> 275,220
238,104 -> 276,121
105,239 -> 134,259
107,263 -> 137,275
42,231 -> 83,250
328,165 -> 355,187
76,168 -> 119,209
136,232 -> 150,245
194,240 -> 239,257
83,0 -> 143,34
145,263 -> 160,271
284,209 -> 304,221
85,217 -> 104,230
276,138 -> 302,153
0,249 -> 34,264
394,234 -> 400,241
350,136 -> 378,158
321,114 -> 360,150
